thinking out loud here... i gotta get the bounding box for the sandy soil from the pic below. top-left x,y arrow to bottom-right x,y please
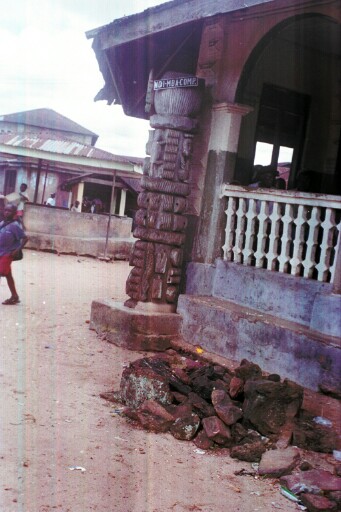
0,250 -> 337,512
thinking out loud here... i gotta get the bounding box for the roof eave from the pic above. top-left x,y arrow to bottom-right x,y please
0,143 -> 134,173
86,0 -> 274,48
86,0 -> 274,114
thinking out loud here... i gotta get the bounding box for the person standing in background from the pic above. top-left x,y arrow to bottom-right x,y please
0,203 -> 28,305
16,183 -> 30,221
46,193 -> 56,207
3,183 -> 30,224
17,183 -> 30,215
70,200 -> 81,212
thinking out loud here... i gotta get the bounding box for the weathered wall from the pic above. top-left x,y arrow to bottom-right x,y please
178,259 -> 341,391
191,1 -> 341,264
185,259 -> 339,332
24,203 -> 134,259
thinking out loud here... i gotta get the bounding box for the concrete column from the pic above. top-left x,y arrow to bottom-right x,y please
209,103 -> 252,155
76,182 -> 84,204
118,188 -> 127,216
194,102 -> 252,264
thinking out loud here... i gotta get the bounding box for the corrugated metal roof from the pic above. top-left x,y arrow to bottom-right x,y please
119,175 -> 143,193
86,0 -> 274,44
0,108 -> 98,139
0,133 -> 144,165
86,0 -> 274,117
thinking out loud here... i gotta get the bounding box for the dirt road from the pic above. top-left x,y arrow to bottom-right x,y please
0,250 -> 333,512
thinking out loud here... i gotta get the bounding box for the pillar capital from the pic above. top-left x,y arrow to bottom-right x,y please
208,101 -> 253,153
212,101 -> 253,116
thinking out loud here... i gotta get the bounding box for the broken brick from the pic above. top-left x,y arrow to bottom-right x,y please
193,429 -> 214,450
230,439 -> 266,462
300,493 -> 338,512
120,365 -> 172,408
229,377 -> 244,398
166,403 -> 193,420
170,413 -> 201,440
234,359 -> 262,381
243,379 -> 303,436
293,414 -> 338,453
188,392 -> 215,418
258,447 -> 300,477
192,375 -> 216,401
202,416 -> 232,446
171,367 -> 192,385
231,422 -> 249,444
172,391 -> 188,404
136,399 -> 174,433
211,389 -> 243,426
280,469 -> 341,494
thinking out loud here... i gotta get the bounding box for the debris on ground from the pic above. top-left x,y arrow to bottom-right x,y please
101,351 -> 341,511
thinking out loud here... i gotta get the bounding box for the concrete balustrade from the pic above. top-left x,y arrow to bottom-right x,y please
220,185 -> 341,283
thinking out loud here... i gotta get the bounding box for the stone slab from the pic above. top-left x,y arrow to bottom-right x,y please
258,447 -> 300,477
280,469 -> 341,493
300,493 -> 338,512
90,300 -> 182,351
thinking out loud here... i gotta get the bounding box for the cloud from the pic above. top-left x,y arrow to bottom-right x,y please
0,0 -> 168,157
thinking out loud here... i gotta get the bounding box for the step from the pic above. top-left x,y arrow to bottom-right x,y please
177,294 -> 341,392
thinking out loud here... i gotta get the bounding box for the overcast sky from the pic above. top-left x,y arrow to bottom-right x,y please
0,0 -> 170,157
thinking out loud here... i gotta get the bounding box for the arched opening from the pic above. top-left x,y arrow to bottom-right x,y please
234,14 -> 341,194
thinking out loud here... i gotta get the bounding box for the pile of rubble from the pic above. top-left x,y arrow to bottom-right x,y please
102,351 -> 341,511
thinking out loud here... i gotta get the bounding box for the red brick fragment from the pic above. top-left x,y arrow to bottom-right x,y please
229,377 -> 244,398
170,413 -> 200,440
193,430 -> 214,450
300,493 -> 338,512
136,400 -> 174,433
202,416 -> 232,445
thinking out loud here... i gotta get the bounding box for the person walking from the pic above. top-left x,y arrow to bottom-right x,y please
0,203 -> 28,305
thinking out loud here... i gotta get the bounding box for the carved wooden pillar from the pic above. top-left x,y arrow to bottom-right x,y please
125,72 -> 204,312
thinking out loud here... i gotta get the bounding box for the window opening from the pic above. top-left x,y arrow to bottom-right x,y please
253,84 -> 310,189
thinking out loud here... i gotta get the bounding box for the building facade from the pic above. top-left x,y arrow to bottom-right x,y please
0,109 -> 143,214
87,0 -> 341,391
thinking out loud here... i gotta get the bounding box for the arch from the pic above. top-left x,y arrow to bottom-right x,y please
234,13 -> 341,192
236,13 -> 340,103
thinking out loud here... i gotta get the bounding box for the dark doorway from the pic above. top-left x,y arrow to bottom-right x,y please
253,84 -> 310,188
83,182 -> 112,213
4,170 -> 17,195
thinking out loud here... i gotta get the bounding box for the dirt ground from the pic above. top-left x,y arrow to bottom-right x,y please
0,250 -> 338,512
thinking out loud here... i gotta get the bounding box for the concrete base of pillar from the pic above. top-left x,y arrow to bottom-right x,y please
90,300 -> 182,351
